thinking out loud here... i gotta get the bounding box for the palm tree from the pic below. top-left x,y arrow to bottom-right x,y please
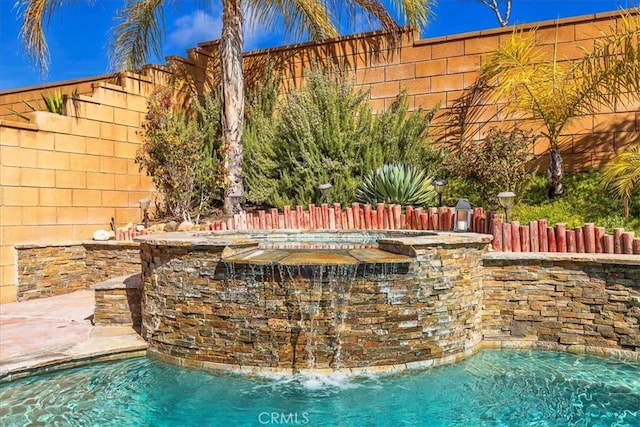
601,145 -> 640,218
18,0 -> 433,215
466,10 -> 640,198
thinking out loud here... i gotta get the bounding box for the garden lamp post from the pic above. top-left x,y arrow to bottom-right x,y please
138,198 -> 151,229
497,191 -> 516,223
433,179 -> 446,207
319,183 -> 332,204
454,198 -> 472,232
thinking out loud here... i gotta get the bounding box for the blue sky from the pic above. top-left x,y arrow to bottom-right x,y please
0,0 -> 634,90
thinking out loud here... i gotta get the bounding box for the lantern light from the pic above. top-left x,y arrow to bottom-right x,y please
454,198 -> 472,232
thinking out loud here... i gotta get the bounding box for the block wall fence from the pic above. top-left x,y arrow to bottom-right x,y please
0,74 -> 160,302
1,10 -> 639,302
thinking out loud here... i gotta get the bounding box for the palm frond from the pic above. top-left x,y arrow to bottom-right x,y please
110,0 -> 166,71
17,0 -> 62,74
601,145 -> 640,202
350,0 -> 398,31
386,0 -> 432,30
247,0 -> 339,40
574,9 -> 640,112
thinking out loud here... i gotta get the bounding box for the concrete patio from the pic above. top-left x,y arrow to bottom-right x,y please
0,290 -> 147,382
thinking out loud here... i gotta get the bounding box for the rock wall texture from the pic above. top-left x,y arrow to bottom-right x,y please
140,239 -> 639,372
482,253 -> 640,355
93,274 -> 142,327
15,241 -> 140,301
139,236 -> 488,372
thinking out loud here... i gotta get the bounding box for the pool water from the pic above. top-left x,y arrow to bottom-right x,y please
1,350 -> 638,426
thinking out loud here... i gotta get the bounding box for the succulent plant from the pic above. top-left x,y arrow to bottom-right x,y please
356,163 -> 436,206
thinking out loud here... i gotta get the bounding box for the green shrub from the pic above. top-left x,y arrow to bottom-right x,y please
136,88 -> 222,222
443,128 -> 538,208
243,67 -> 440,208
364,92 -> 441,175
512,170 -> 640,233
356,163 -> 436,206
243,68 -> 282,206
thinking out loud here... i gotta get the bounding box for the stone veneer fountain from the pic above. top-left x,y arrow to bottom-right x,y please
137,230 -> 492,374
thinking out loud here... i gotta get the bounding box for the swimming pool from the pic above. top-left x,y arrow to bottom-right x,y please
1,349 -> 638,426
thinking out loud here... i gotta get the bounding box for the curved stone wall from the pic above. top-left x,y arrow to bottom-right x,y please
139,232 -> 490,373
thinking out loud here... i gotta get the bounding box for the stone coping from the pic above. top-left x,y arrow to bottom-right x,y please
134,230 -> 492,249
92,274 -> 141,291
4,337 -> 638,384
15,240 -> 140,250
483,251 -> 640,265
148,339 -> 639,378
0,289 -> 147,383
0,324 -> 148,383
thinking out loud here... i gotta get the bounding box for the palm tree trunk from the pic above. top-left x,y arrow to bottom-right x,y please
221,0 -> 245,215
546,148 -> 566,199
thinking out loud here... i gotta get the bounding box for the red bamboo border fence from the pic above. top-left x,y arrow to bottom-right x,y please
119,202 -> 640,255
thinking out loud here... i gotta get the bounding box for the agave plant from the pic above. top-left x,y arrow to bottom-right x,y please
8,89 -> 64,121
41,90 -> 64,114
357,163 -> 436,207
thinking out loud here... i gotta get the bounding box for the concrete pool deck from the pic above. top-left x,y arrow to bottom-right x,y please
0,290 -> 148,382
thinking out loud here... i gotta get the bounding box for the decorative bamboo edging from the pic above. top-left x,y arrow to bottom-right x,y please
208,203 -> 457,234
484,214 -> 639,255
119,202 -> 640,255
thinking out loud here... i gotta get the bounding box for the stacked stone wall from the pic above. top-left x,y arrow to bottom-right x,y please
140,239 -> 488,372
482,253 -> 640,355
15,241 -> 141,301
15,244 -> 88,301
93,274 -> 142,327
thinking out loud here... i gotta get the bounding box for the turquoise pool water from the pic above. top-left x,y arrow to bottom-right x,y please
1,350 -> 638,426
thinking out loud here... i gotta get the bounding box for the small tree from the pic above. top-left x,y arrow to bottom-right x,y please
465,11 -> 640,198
136,88 -> 222,222
601,145 -> 640,218
444,128 -> 538,208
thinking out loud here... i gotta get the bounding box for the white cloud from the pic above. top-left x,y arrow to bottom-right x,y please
168,10 -> 222,49
167,8 -> 288,53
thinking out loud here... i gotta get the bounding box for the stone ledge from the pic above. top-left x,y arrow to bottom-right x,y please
92,274 -> 141,291
15,240 -> 140,250
483,251 -> 640,265
0,325 -> 147,383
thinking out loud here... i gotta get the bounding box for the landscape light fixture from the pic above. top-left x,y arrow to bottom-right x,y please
138,198 -> 151,229
497,191 -> 516,223
319,183 -> 332,204
454,198 -> 472,232
432,179 -> 447,207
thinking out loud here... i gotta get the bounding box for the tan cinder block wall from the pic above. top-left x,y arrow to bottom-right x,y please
0,74 -> 121,121
171,10 -> 638,171
0,73 -> 163,302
